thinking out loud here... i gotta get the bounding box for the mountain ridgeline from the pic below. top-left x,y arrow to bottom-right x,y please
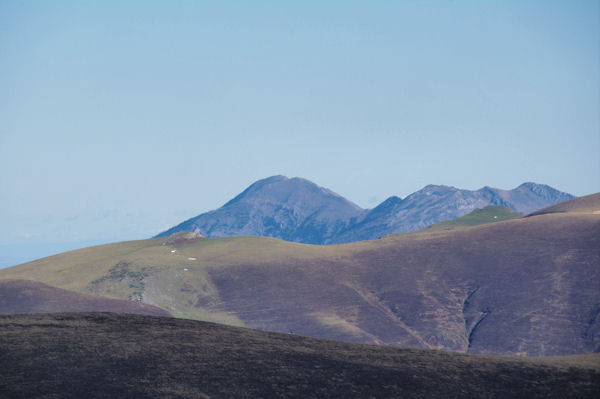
3,194 -> 599,356
156,176 -> 574,244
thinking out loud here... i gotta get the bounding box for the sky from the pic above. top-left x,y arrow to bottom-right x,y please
1,0 -> 599,267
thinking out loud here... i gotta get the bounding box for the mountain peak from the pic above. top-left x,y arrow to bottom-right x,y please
222,175 -> 289,206
507,182 -> 575,214
421,184 -> 454,191
224,175 -> 361,210
157,176 -> 364,244
517,182 -> 538,188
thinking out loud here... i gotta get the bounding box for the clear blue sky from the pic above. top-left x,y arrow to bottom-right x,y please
1,0 -> 599,267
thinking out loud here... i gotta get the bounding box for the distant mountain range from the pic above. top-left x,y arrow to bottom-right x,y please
156,176 -> 574,244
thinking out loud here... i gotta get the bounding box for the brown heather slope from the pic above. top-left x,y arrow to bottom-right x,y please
1,312 -> 598,399
1,195 -> 598,356
0,279 -> 171,317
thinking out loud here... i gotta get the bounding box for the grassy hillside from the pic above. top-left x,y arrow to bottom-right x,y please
1,196 -> 598,356
423,206 -> 522,232
0,236 -> 336,325
1,312 -> 598,399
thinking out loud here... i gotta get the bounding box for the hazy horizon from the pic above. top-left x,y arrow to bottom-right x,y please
1,1 -> 599,267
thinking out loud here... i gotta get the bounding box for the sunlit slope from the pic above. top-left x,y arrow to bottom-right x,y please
421,205 -> 522,232
1,196 -> 599,355
0,235 -> 345,324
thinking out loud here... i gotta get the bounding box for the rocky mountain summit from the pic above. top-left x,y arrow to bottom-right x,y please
157,176 -> 364,244
156,176 -> 575,244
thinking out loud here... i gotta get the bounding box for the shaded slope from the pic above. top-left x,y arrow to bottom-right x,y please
191,212 -> 599,355
1,312 -> 599,399
0,279 -> 171,317
2,195 -> 598,356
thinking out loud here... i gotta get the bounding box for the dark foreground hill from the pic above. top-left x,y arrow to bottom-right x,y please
1,312 -> 598,399
156,175 -> 573,244
0,279 -> 171,317
2,194 -> 598,356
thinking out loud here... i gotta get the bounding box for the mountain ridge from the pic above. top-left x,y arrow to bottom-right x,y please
156,176 -> 574,244
5,195 -> 598,356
